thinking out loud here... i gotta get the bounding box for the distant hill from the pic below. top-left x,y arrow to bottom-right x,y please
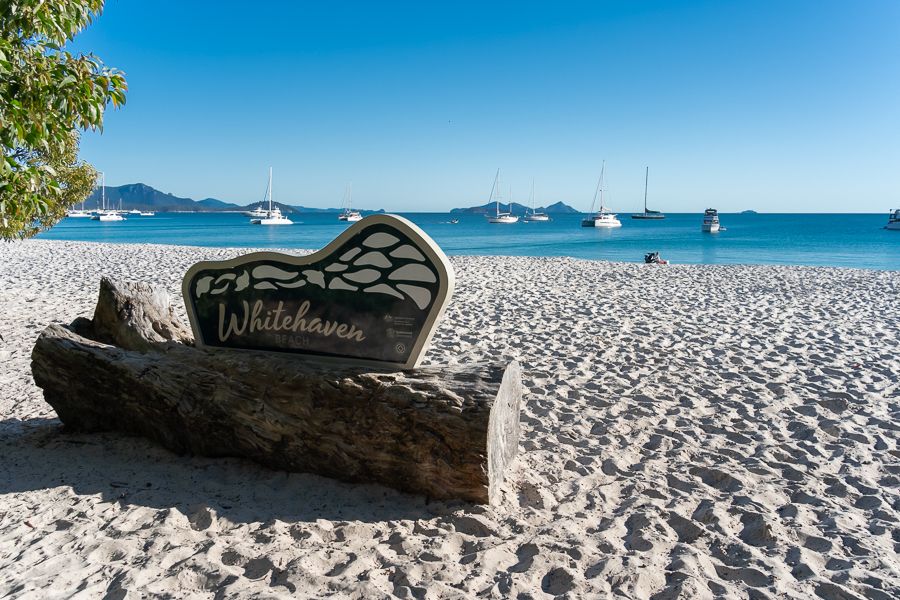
741,210 -> 759,215
451,200 -> 578,214
85,183 -> 383,214
87,183 -> 198,212
197,198 -> 240,210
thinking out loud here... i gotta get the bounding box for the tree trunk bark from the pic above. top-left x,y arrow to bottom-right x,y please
31,278 -> 522,504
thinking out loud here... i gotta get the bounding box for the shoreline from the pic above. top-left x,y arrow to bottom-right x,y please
1,239 -> 898,598
22,236 -> 900,273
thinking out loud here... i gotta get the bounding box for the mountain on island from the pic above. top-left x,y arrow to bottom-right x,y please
451,200 -> 578,214
85,183 -> 383,214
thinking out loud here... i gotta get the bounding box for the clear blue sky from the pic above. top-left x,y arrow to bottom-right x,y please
72,1 -> 900,212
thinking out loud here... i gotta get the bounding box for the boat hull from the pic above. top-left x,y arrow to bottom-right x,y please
523,214 -> 550,222
488,216 -> 519,224
251,217 -> 293,225
702,223 -> 720,232
581,218 -> 621,228
631,214 -> 665,220
886,221 -> 900,230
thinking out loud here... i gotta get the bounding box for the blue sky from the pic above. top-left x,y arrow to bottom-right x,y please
73,1 -> 900,212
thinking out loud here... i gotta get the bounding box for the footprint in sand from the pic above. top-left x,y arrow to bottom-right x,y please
507,543 -> 539,573
541,566 -> 576,596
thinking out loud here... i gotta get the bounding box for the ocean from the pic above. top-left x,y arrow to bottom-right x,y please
38,212 -> 899,270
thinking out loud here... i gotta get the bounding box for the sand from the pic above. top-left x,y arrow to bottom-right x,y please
1,239 -> 898,599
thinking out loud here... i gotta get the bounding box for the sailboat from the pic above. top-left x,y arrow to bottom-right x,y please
486,169 -> 518,224
66,197 -> 92,218
523,179 -> 550,222
91,173 -> 125,221
250,167 -> 292,225
581,162 -> 621,228
338,184 -> 362,222
631,167 -> 665,220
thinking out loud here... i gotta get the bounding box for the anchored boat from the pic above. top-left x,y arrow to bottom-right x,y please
631,167 -> 665,220
581,162 -> 621,228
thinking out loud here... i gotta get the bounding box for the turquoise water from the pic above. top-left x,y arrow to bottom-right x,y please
39,212 -> 900,270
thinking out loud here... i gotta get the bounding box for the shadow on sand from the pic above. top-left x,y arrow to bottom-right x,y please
0,417 -> 462,524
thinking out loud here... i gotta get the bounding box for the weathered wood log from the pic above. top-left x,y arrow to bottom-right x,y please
31,278 -> 522,504
90,278 -> 194,351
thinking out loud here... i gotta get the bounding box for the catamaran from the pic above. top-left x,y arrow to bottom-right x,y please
523,179 -> 550,222
486,169 -> 518,224
250,167 -> 292,225
702,208 -> 721,232
886,209 -> 900,230
581,162 -> 621,228
337,184 -> 362,222
631,167 -> 665,220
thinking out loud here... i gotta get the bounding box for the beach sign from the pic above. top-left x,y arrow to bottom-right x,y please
182,215 -> 455,369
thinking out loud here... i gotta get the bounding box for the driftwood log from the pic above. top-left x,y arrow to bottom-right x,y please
31,278 -> 522,504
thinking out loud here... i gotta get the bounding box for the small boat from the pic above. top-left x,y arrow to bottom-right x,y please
338,184 -> 362,222
449,218 -> 459,224
523,179 -> 550,222
66,205 -> 92,218
128,209 -> 142,215
702,208 -> 721,232
631,167 -> 665,220
250,167 -> 292,225
581,162 -> 621,228
886,209 -> 900,230
245,204 -> 268,218
90,173 -> 125,221
140,211 -> 155,216
486,169 -> 519,224
98,211 -> 125,222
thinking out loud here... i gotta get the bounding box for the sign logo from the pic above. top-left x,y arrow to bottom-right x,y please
182,215 -> 455,369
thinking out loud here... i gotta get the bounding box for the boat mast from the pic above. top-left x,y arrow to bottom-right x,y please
101,172 -> 105,211
268,167 -> 273,212
530,179 -> 535,214
644,166 -> 649,213
599,161 -> 605,213
490,169 -> 500,217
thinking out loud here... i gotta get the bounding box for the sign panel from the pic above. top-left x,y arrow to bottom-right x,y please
182,215 -> 455,369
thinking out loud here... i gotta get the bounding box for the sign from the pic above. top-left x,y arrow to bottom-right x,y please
182,215 -> 455,369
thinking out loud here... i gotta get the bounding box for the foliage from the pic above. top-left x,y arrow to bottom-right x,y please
0,0 -> 126,239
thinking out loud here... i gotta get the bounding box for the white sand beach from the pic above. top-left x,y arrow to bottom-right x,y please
1,239 -> 898,599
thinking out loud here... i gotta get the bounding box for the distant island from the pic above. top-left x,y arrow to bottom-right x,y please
451,201 -> 578,215
85,183 -> 384,215
741,210 -> 759,215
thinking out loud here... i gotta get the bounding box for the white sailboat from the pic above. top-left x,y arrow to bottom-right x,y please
250,167 -> 292,225
66,197 -> 92,218
523,179 -> 550,222
486,169 -> 518,224
91,173 -> 125,221
338,184 -> 362,222
581,162 -> 621,228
